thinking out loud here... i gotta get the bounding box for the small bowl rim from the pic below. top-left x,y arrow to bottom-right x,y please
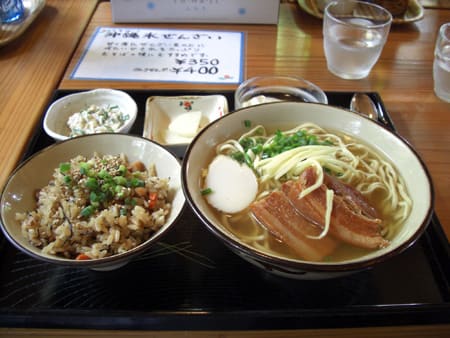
43,88 -> 138,142
234,75 -> 329,109
182,101 -> 434,274
0,133 -> 186,268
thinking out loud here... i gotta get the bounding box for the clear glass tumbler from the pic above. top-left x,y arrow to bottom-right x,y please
0,0 -> 24,23
433,23 -> 450,103
323,0 -> 392,80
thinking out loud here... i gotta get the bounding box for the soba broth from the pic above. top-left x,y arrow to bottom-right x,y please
221,209 -> 374,262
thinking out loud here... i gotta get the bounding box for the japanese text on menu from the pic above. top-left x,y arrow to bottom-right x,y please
71,27 -> 244,84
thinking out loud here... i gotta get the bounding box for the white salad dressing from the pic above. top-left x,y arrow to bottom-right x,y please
67,104 -> 130,137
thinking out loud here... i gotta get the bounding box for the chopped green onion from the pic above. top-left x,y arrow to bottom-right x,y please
97,191 -> 107,202
114,176 -> 127,186
90,191 -> 99,202
228,128 -> 335,168
251,143 -> 263,155
243,153 -> 253,167
115,185 -> 127,198
118,164 -> 127,176
125,197 -> 137,206
85,177 -> 99,190
259,129 -> 333,159
80,205 -> 95,217
59,162 -> 71,174
63,175 -> 72,185
130,178 -> 145,187
79,162 -> 90,175
230,152 -> 245,164
98,169 -> 111,180
244,120 -> 252,128
201,188 -> 213,195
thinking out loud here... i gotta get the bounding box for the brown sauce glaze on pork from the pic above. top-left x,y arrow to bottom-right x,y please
251,191 -> 338,261
282,167 -> 389,249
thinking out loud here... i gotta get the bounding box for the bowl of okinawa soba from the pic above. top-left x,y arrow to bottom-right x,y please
181,101 -> 434,279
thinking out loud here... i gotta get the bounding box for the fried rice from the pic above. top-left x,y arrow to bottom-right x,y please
16,153 -> 172,260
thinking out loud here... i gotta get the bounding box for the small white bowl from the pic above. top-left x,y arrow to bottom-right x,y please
43,89 -> 138,141
143,95 -> 229,146
0,134 -> 185,270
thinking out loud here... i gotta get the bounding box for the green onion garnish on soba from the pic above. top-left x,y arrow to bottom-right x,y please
244,120 -> 252,128
201,188 -> 213,195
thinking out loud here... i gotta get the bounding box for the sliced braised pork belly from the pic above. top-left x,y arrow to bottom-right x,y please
250,191 -> 339,262
282,167 -> 389,249
323,172 -> 379,220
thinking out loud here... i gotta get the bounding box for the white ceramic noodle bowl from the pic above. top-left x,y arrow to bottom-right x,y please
0,134 -> 185,271
182,101 -> 434,279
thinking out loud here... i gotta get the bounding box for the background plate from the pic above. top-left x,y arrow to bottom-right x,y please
297,0 -> 424,24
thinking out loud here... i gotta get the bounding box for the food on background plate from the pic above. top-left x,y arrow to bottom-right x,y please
16,153 -> 172,260
201,122 -> 412,262
317,0 -> 408,17
371,0 -> 409,17
67,104 -> 131,137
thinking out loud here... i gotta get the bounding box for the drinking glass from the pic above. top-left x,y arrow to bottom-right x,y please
323,0 -> 392,80
433,23 -> 450,103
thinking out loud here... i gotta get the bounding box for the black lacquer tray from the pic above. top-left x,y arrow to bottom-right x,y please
0,90 -> 449,331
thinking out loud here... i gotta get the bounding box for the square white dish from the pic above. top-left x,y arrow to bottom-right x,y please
143,95 -> 229,145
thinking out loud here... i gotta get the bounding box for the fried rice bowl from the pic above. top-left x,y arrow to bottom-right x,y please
0,134 -> 185,270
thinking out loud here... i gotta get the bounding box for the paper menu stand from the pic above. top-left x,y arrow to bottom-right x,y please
111,0 -> 280,24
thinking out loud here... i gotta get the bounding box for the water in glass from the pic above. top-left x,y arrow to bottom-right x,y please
324,23 -> 385,80
323,1 -> 392,80
433,24 -> 450,103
